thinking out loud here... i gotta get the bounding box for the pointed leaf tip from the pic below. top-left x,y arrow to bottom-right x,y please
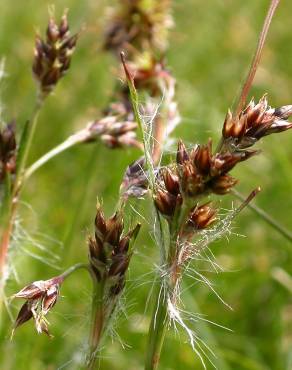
120,51 -> 134,86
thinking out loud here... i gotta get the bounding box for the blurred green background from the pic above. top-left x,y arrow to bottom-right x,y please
0,0 -> 292,369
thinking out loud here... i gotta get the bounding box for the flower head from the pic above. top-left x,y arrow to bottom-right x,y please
12,276 -> 63,337
89,201 -> 141,295
223,95 -> 292,148
32,11 -> 78,98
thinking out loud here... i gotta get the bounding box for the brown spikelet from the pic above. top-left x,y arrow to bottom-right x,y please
32,11 -> 78,98
88,202 -> 140,297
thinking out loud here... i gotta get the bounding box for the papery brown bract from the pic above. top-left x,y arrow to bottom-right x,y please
88,202 -> 141,297
12,276 -> 63,336
223,95 -> 292,148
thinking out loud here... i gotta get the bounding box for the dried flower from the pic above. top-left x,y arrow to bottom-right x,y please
32,11 -> 78,97
0,122 -> 17,182
12,276 -> 63,337
185,202 -> 217,232
89,202 -> 141,295
223,95 -> 292,148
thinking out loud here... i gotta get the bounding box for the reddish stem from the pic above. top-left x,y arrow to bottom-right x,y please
235,0 -> 280,116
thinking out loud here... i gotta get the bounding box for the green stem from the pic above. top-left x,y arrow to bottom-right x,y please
60,263 -> 90,281
23,130 -> 86,184
145,283 -> 168,370
121,53 -> 156,190
231,188 -> 292,243
87,279 -> 105,370
15,99 -> 43,190
145,198 -> 192,370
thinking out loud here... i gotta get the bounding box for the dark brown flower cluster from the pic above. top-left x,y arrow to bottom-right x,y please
89,203 -> 140,296
104,0 -> 172,56
154,94 -> 292,238
0,122 -> 17,182
155,139 -> 254,219
12,276 -> 63,337
32,11 -> 78,97
223,95 -> 292,149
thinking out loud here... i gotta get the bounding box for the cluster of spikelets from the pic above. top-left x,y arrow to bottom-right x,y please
12,275 -> 63,337
89,202 -> 141,295
32,11 -> 78,98
156,96 -> 292,217
152,95 -> 292,296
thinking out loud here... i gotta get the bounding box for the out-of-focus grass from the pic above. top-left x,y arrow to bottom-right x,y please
1,0 -> 292,369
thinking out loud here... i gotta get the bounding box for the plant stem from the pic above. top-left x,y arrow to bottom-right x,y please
60,263 -> 90,281
87,280 -> 105,370
145,283 -> 168,370
231,188 -> 292,243
15,99 -> 43,190
235,0 -> 280,116
145,198 -> 191,370
121,53 -> 156,189
23,129 -> 89,183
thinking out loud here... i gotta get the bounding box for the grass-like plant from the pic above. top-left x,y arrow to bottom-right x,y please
1,0 -> 292,369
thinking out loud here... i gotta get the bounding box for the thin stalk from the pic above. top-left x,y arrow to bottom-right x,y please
145,199 -> 191,370
231,188 -> 292,243
121,52 -> 156,189
87,280 -> 105,370
235,0 -> 280,116
15,99 -> 43,190
121,52 -> 185,369
59,262 -> 90,281
23,130 -> 87,183
145,284 -> 168,370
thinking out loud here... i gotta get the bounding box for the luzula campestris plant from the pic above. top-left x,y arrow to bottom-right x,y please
7,0 -> 292,369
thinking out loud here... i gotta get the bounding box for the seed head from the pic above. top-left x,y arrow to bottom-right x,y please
89,202 -> 140,296
32,11 -> 78,98
154,189 -> 179,217
12,276 -> 63,337
187,203 -> 217,231
210,174 -> 238,195
222,95 -> 292,148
